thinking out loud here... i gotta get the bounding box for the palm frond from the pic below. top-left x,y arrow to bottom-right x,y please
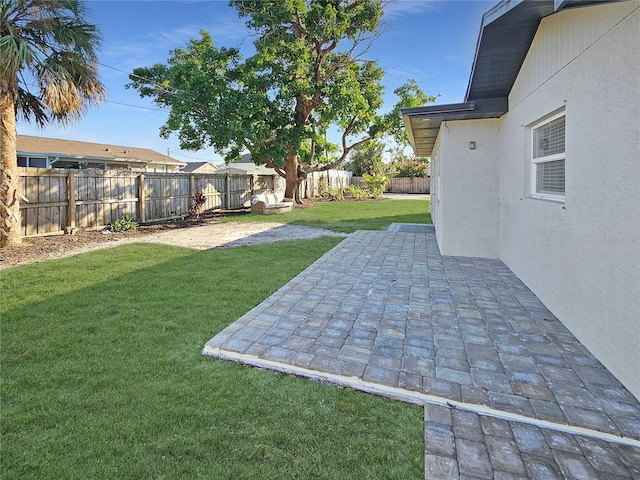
0,35 -> 32,78
17,86 -> 49,126
0,0 -> 104,125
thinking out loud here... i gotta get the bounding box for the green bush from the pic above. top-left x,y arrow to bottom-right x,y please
344,185 -> 368,200
326,186 -> 345,201
107,214 -> 138,232
392,158 -> 429,178
362,173 -> 389,199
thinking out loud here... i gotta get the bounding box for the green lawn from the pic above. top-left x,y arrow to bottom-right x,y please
220,198 -> 431,232
1,236 -> 424,478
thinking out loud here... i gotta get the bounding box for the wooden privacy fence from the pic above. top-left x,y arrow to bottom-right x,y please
17,168 -> 286,237
351,176 -> 430,194
299,170 -> 352,198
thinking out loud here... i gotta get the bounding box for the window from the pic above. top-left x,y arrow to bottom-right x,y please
531,112 -> 565,201
17,156 -> 48,168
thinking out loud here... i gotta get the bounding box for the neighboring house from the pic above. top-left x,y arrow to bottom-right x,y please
181,161 -> 219,174
403,0 -> 639,398
16,135 -> 186,172
232,153 -> 254,164
219,163 -> 281,176
220,153 -> 280,175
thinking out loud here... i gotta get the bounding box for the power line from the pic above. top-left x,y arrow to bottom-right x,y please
103,99 -> 164,112
169,150 -> 221,162
98,61 -> 177,96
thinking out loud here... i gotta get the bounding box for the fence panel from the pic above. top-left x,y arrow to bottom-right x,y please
350,176 -> 430,194
144,174 -> 191,221
75,174 -> 138,228
389,177 -> 430,193
229,175 -> 252,209
299,170 -> 352,198
18,170 -> 68,236
16,168 -> 296,237
17,168 -> 358,237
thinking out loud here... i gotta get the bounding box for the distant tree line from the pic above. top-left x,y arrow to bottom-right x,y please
343,142 -> 429,178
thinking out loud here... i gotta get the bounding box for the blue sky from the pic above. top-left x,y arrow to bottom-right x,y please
17,0 -> 494,164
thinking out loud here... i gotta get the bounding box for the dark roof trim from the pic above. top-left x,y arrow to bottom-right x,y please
465,0 -> 622,101
402,98 -> 508,157
465,0 -> 554,101
555,0 -> 625,10
401,102 -> 476,117
402,0 -> 625,157
401,97 -> 509,117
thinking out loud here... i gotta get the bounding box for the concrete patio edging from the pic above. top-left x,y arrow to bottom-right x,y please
202,345 -> 640,449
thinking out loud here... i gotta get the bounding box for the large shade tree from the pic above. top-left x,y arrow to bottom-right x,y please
344,79 -> 437,176
129,0 -> 432,202
0,0 -> 104,246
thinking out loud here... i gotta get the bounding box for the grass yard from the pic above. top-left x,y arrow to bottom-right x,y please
220,198 -> 431,232
1,237 -> 424,479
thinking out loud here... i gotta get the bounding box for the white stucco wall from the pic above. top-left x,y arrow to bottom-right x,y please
498,3 -> 640,398
431,119 -> 501,259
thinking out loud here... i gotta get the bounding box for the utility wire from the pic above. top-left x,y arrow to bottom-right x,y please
169,150 -> 221,162
104,99 -> 165,112
98,61 -> 178,96
98,61 -> 218,117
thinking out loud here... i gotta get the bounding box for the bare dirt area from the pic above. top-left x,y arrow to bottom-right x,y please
0,210 -> 347,270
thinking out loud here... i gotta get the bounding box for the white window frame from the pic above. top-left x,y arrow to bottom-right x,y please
530,111 -> 565,202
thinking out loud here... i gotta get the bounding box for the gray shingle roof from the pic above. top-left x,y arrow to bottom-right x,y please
17,135 -> 186,167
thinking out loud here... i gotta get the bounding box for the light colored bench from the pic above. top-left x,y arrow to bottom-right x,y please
250,193 -> 294,214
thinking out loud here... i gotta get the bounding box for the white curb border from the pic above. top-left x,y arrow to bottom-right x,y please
202,345 -> 640,449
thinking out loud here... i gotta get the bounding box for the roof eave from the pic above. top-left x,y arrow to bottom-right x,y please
18,150 -> 150,164
402,97 -> 508,157
465,0 -> 555,101
464,0 -> 622,101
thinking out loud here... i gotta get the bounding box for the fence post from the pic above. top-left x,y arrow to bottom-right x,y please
67,172 -> 76,231
225,172 -> 231,210
137,174 -> 145,223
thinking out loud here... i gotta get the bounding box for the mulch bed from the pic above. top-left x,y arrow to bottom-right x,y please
0,209 -> 245,269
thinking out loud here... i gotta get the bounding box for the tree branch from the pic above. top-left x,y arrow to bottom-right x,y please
304,116 -> 373,173
264,159 -> 287,178
292,10 -> 308,39
321,31 -> 379,82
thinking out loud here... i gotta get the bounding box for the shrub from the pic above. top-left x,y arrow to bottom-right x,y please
392,158 -> 429,178
325,186 -> 344,201
362,173 -> 389,199
107,214 -> 138,232
190,193 -> 207,219
344,185 -> 368,200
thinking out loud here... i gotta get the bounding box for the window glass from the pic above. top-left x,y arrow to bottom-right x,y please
533,116 -> 565,159
29,157 -> 48,168
536,159 -> 565,194
531,113 -> 565,199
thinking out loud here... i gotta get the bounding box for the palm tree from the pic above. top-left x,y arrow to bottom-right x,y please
0,0 -> 104,246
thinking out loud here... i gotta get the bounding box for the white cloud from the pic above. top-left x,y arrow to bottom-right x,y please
101,13 -> 251,72
383,0 -> 439,20
146,25 -> 205,48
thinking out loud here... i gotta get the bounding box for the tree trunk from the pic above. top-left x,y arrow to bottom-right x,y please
284,154 -> 298,202
0,88 -> 21,247
294,164 -> 307,204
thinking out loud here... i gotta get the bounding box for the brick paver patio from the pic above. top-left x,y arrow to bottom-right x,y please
204,225 -> 640,478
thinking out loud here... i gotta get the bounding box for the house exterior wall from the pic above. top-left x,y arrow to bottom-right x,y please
430,137 -> 443,246
191,165 -> 218,174
498,3 -> 640,398
431,119 -> 501,259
